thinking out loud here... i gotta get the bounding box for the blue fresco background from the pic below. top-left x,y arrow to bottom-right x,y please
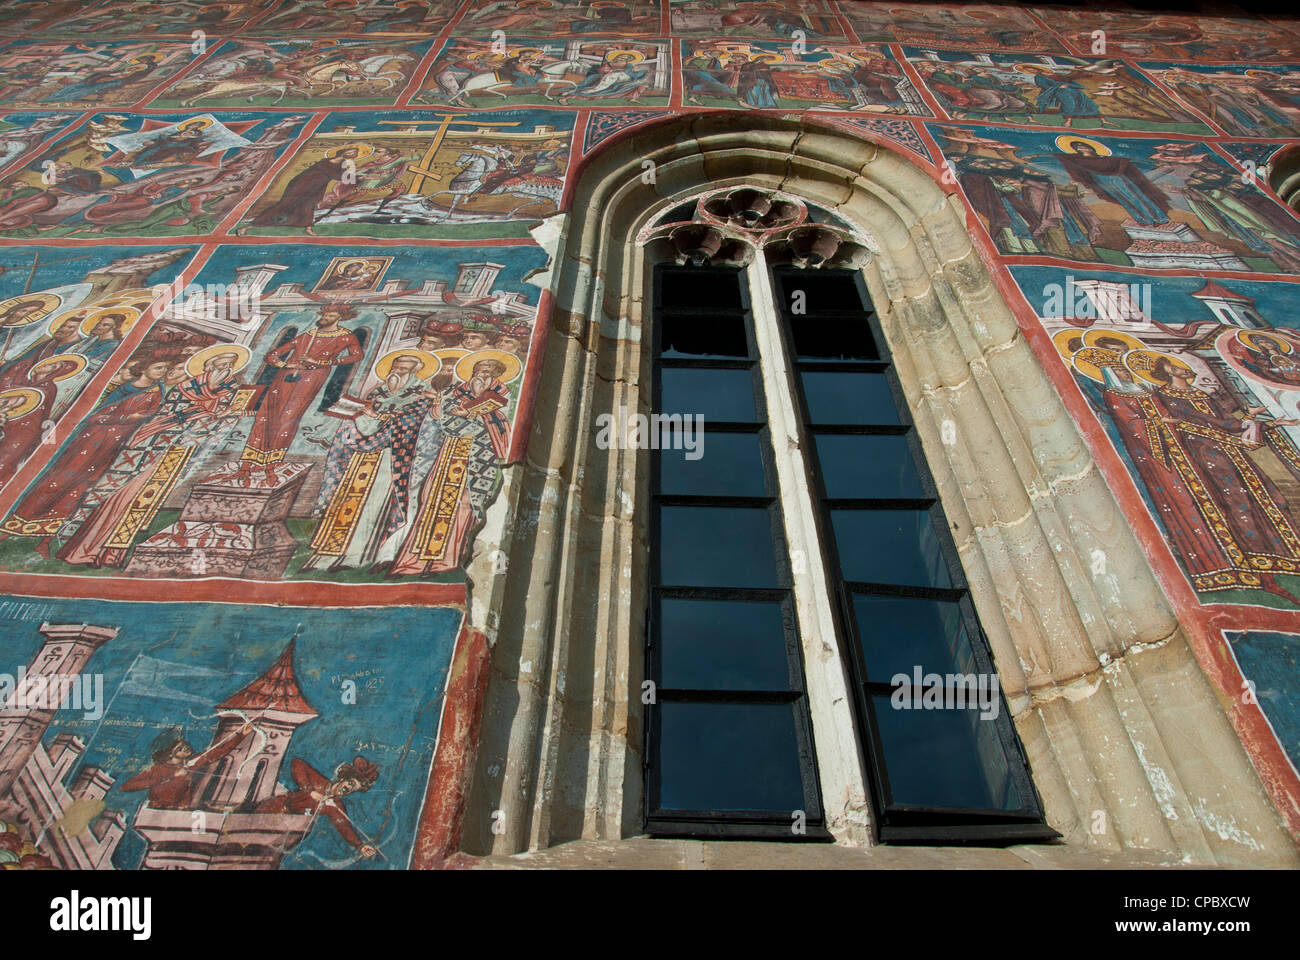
0,594 -> 462,870
1225,630 -> 1300,774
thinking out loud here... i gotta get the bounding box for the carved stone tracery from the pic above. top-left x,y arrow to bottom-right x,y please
640,186 -> 873,269
458,115 -> 1300,868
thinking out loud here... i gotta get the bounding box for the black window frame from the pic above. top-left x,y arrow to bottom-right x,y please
644,263 -> 830,842
770,266 -> 1059,845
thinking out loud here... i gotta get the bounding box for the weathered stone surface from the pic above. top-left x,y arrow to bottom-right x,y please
466,113 -> 1300,868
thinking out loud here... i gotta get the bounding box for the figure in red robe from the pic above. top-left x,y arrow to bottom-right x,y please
240,305 -> 363,473
1102,349 -> 1300,601
0,357 -> 170,553
254,755 -> 379,858
0,318 -> 82,390
0,385 -> 52,483
0,356 -> 76,483
121,722 -> 254,811
1150,359 -> 1300,596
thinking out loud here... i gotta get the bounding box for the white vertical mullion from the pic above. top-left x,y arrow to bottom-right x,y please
745,249 -> 873,845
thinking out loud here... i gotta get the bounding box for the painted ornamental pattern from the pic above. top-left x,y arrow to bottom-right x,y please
0,0 -> 1297,868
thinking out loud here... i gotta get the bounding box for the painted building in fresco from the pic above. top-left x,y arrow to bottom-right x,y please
0,0 -> 1298,870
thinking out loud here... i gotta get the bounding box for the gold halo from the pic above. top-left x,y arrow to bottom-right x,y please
0,293 -> 60,326
185,343 -> 250,378
748,52 -> 784,63
1125,349 -> 1194,386
374,348 -> 440,381
1052,327 -> 1086,359
93,286 -> 158,308
1082,328 -> 1145,352
1238,329 -> 1296,355
603,49 -> 645,63
30,353 -> 87,382
0,387 -> 44,419
326,143 -> 373,160
78,305 -> 141,338
511,48 -> 544,58
46,307 -> 92,336
1014,63 -> 1057,74
455,349 -> 521,384
1071,346 -> 1124,383
1056,135 -> 1111,157
177,117 -> 214,131
434,348 -> 469,367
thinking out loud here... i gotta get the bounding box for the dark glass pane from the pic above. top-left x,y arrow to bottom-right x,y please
659,367 -> 757,423
788,316 -> 878,361
657,702 -> 805,812
851,595 -> 976,682
659,597 -> 791,691
659,268 -> 744,311
800,371 -> 898,425
779,272 -> 870,313
658,506 -> 780,588
831,509 -> 952,588
659,431 -> 766,497
813,434 -> 923,499
660,312 -> 749,359
870,694 -> 1022,812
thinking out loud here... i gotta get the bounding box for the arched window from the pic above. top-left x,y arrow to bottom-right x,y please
642,192 -> 1051,842
198,755 -> 233,810
244,758 -> 271,811
458,116 -> 1295,867
1267,144 -> 1300,213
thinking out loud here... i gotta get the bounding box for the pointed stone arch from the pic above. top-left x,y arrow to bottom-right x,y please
452,113 -> 1297,867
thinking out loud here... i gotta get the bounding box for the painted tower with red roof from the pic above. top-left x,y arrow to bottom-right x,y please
133,639 -> 320,870
190,639 -> 319,813
1191,279 -> 1267,329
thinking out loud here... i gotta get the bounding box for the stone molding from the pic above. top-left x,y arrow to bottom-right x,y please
457,114 -> 1299,866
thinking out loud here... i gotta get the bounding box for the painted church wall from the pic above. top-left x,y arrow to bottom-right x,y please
0,0 -> 1298,867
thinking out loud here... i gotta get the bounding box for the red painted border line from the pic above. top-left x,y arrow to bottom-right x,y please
411,621 -> 490,868
983,224 -> 1300,838
829,1 -> 859,44
0,110 -> 93,181
836,111 -> 1300,835
508,284 -> 552,464
0,241 -> 214,506
984,255 -> 1300,286
127,37 -> 226,112
1126,60 -> 1232,140
891,42 -> 948,122
396,0 -> 473,108
0,569 -> 466,607
216,110 -> 327,234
